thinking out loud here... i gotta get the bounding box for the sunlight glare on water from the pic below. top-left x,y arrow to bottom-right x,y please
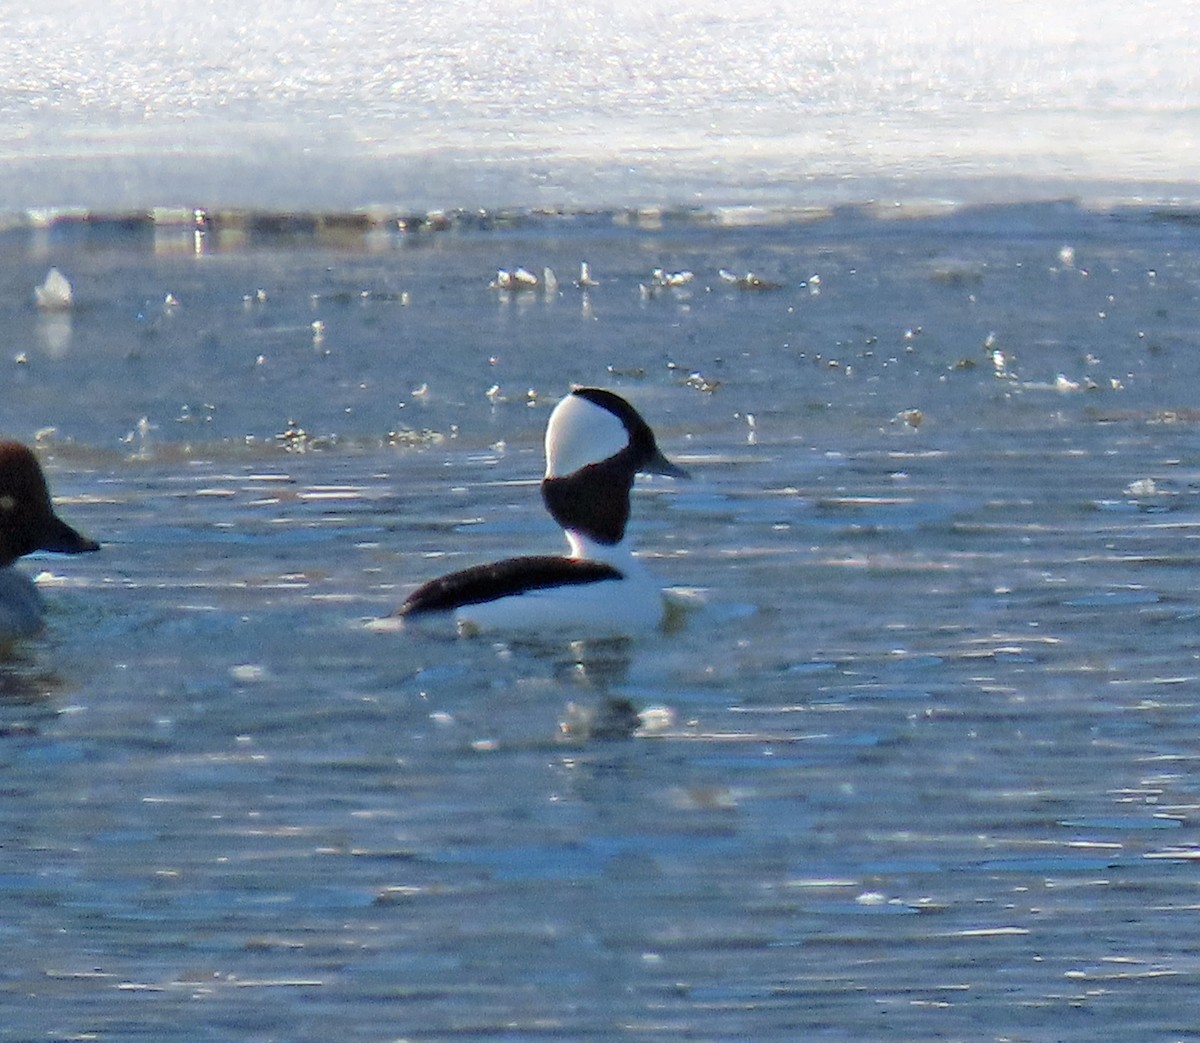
0,0 -> 1197,210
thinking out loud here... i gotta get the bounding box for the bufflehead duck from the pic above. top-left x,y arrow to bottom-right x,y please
0,441 -> 100,641
398,387 -> 688,636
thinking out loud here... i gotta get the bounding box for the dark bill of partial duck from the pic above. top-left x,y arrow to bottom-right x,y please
39,514 -> 100,556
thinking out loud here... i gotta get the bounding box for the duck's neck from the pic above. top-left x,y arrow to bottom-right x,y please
541,461 -> 635,546
565,529 -> 639,570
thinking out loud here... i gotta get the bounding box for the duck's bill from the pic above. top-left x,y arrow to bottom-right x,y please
645,449 -> 690,480
41,516 -> 100,555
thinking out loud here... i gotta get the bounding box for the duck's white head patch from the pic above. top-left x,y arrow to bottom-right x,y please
544,392 -> 629,479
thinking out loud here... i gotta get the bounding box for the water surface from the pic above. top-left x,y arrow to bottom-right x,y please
4,204 -> 1200,1038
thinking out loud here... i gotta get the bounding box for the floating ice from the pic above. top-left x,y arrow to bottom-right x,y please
651,268 -> 694,287
718,269 -> 782,290
1124,478 -> 1158,497
34,267 -> 73,311
684,372 -> 720,394
490,267 -> 539,291
641,267 -> 695,298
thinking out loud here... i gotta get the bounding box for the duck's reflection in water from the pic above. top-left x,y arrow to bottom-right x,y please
504,635 -> 672,742
0,654 -> 70,735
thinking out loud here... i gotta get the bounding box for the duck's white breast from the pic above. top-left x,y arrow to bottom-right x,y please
455,569 -> 667,637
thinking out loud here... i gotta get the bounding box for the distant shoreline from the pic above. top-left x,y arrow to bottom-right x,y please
3,196 -> 1199,254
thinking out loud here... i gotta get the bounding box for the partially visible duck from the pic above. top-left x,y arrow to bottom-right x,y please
398,387 -> 688,636
0,441 -> 99,641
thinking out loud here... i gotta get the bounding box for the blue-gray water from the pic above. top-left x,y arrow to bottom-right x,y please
4,203 -> 1200,1040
